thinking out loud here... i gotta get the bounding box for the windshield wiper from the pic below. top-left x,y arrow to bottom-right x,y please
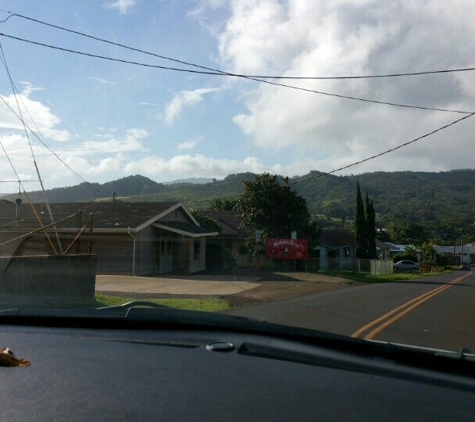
96,301 -> 171,311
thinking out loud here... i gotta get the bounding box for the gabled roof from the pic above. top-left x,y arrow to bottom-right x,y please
0,201 -> 197,232
200,210 -> 245,237
153,222 -> 218,238
315,230 -> 354,249
376,239 -> 391,250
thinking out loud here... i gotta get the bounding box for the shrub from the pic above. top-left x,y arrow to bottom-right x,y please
392,252 -> 418,263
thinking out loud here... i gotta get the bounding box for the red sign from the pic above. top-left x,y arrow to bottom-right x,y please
266,238 -> 307,260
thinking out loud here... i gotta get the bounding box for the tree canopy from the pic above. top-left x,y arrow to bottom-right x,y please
235,173 -> 312,254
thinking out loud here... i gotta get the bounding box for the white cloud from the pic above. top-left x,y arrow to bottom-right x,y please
0,86 -> 70,142
123,154 -> 267,179
88,77 -> 116,85
205,0 -> 475,173
178,136 -> 203,151
0,128 -> 150,192
121,153 -> 332,181
81,128 -> 148,154
18,81 -> 43,97
161,88 -> 221,125
103,0 -> 136,15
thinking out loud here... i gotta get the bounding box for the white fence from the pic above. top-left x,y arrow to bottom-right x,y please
369,259 -> 393,275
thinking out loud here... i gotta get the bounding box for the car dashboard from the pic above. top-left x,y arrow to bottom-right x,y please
1,310 -> 475,421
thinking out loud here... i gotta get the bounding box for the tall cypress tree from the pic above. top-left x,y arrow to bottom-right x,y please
354,182 -> 367,259
365,193 -> 377,259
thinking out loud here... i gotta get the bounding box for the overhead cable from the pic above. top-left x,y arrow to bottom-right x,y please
0,93 -> 104,198
0,32 -> 472,115
194,109 -> 475,203
1,10 -> 475,81
288,111 -> 475,187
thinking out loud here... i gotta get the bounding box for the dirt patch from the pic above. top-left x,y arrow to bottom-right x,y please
224,273 -> 364,309
98,271 -> 366,310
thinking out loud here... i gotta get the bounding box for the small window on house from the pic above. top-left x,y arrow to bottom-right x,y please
194,239 -> 200,260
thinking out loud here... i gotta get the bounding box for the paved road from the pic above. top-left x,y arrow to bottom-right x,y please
227,271 -> 475,352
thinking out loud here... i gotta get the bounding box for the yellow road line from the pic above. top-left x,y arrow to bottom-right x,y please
351,272 -> 472,340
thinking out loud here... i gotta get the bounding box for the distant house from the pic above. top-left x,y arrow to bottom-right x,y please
435,243 -> 475,265
376,239 -> 392,260
386,243 -> 411,257
0,201 -> 218,276
313,230 -> 392,270
313,230 -> 355,270
384,243 -> 421,260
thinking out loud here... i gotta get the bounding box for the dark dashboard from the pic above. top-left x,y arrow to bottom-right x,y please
1,308 -> 475,421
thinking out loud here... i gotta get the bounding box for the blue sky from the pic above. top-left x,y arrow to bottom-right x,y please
0,0 -> 474,193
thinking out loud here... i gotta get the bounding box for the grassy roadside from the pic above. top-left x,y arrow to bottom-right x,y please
320,269 -> 453,283
93,294 -> 230,312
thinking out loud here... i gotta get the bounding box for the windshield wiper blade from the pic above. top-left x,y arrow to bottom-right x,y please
0,301 -> 172,318
96,301 -> 170,311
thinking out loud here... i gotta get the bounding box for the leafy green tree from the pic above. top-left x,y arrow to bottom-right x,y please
392,245 -> 419,263
404,245 -> 418,257
392,252 -> 418,263
420,241 -> 437,262
235,173 -> 311,255
419,240 -> 447,269
208,198 -> 238,211
390,222 -> 426,244
323,201 -> 352,230
189,209 -> 221,233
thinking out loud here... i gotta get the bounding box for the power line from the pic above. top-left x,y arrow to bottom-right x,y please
191,110 -> 475,204
0,91 -> 159,203
0,32 -> 215,74
0,32 -> 472,115
287,111 -> 475,188
0,93 -> 102,197
0,9 -> 473,203
2,10 -> 475,81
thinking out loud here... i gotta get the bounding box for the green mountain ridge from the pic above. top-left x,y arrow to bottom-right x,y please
3,170 -> 475,241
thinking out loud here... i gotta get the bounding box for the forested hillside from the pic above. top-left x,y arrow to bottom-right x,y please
3,170 -> 475,243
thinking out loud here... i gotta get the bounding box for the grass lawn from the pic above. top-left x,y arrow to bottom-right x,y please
321,269 -> 452,283
93,294 -> 230,312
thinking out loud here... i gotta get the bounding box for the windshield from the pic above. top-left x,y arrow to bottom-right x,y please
0,0 -> 474,355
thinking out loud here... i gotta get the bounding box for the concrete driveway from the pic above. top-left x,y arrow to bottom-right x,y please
95,274 -> 261,296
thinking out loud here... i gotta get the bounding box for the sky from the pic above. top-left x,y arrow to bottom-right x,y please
0,0 -> 474,194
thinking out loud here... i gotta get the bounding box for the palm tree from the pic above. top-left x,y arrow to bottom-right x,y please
404,245 -> 418,258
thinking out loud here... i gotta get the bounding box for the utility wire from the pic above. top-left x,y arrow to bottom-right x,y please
2,10 -> 475,81
191,109 -> 475,204
0,32 -> 472,115
0,93 -> 104,198
0,42 -> 35,156
284,110 -> 475,189
0,91 -> 154,204
1,9 -> 474,202
0,40 -> 65,251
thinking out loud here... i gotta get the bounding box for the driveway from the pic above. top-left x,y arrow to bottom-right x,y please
95,274 -> 261,296
95,272 -> 361,307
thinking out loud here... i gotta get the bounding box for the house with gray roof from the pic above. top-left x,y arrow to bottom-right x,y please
0,200 -> 218,276
313,230 -> 355,270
